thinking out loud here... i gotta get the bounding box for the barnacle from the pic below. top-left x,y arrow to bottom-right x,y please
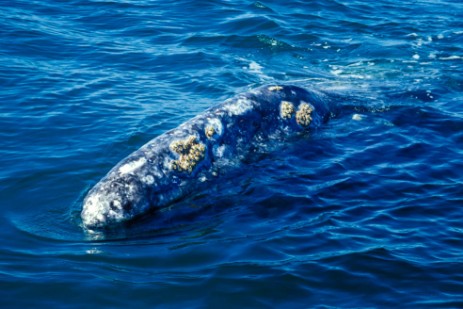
280,101 -> 295,119
205,126 -> 215,139
170,136 -> 206,173
268,85 -> 284,91
296,102 -> 314,127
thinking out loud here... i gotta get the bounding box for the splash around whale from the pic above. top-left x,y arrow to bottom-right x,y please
81,85 -> 331,229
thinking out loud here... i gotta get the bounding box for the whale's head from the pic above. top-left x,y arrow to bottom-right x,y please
81,158 -> 151,229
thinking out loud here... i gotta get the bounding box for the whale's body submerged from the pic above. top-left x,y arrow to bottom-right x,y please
81,85 -> 330,229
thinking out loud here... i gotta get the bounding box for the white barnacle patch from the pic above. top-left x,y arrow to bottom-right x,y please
143,174 -> 155,185
223,97 -> 253,116
119,157 -> 147,176
205,118 -> 223,139
296,101 -> 314,127
268,85 -> 283,91
170,136 -> 206,173
205,126 -> 215,139
280,101 -> 295,119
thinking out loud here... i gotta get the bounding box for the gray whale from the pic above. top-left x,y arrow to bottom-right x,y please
81,85 -> 330,229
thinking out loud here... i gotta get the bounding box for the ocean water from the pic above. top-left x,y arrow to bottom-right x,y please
1,0 -> 462,307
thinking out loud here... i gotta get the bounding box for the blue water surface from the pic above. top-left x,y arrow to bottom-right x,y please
1,0 -> 463,307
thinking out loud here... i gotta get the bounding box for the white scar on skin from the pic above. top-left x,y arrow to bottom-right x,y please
119,157 -> 147,175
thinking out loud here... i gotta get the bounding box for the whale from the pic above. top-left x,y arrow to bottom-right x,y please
81,85 -> 331,229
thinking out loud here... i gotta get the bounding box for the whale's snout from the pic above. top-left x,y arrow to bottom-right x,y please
81,175 -> 149,229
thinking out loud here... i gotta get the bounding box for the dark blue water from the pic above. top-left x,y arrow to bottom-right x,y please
1,0 -> 462,307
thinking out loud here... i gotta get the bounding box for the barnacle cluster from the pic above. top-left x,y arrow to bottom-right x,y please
296,102 -> 314,127
268,85 -> 283,91
170,136 -> 206,173
280,101 -> 295,119
205,126 -> 215,139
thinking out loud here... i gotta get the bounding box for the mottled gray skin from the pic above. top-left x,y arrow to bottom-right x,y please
81,85 -> 330,229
